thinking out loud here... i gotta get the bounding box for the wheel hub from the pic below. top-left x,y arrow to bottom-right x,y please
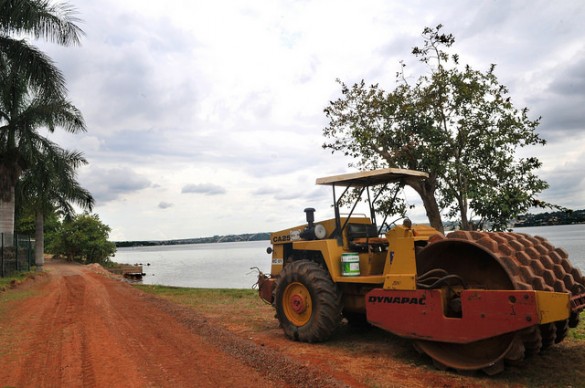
289,294 -> 307,314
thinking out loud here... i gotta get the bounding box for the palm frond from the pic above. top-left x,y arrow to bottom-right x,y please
0,0 -> 85,46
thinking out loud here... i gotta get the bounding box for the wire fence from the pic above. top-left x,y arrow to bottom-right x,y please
0,233 -> 35,278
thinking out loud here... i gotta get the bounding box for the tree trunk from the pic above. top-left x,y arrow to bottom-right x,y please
418,190 -> 444,233
459,197 -> 471,230
0,186 -> 15,247
405,176 -> 444,234
35,211 -> 44,270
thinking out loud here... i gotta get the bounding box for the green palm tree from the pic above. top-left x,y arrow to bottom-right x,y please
0,0 -> 84,96
0,59 -> 86,242
17,144 -> 93,268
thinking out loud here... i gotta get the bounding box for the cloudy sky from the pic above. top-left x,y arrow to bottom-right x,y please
38,0 -> 585,241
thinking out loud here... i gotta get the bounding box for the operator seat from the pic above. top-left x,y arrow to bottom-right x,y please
347,223 -> 388,252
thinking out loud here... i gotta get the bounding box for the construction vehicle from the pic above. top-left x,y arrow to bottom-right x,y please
256,168 -> 585,375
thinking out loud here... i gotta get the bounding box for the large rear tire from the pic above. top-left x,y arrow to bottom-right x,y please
273,260 -> 343,342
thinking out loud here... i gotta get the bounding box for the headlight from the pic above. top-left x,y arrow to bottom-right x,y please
314,224 -> 327,239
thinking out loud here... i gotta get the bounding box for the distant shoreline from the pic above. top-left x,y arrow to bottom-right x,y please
513,209 -> 585,228
115,232 -> 270,248
514,222 -> 585,228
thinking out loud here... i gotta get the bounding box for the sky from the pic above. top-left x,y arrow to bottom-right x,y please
37,0 -> 585,241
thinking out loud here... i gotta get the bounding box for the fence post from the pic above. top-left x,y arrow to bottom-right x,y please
27,236 -> 33,271
1,233 -> 3,277
28,236 -> 32,271
15,234 -> 19,272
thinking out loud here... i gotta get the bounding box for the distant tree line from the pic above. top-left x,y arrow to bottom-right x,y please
514,209 -> 585,227
115,233 -> 271,248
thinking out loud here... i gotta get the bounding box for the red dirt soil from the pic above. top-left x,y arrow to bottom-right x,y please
1,261 -> 583,387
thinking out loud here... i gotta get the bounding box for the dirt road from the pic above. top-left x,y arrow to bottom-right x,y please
0,261 -> 346,387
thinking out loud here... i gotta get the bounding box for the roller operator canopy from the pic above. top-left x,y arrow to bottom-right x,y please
315,168 -> 428,188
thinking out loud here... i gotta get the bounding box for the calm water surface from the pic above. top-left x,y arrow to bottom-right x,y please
115,240 -> 272,289
511,224 -> 585,270
115,224 -> 584,289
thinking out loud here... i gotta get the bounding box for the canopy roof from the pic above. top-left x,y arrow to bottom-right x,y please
315,168 -> 428,187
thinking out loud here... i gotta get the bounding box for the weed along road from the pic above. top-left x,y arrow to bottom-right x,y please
0,261 -> 344,387
2,261 -> 585,387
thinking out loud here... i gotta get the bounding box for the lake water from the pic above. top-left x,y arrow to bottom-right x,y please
114,224 -> 585,289
114,240 -> 272,289
510,224 -> 585,270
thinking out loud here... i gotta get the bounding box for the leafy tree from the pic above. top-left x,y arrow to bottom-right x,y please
50,213 -> 116,265
323,25 -> 549,231
17,145 -> 94,268
15,205 -> 59,236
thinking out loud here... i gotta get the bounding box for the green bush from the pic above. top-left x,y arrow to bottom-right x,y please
49,213 -> 116,265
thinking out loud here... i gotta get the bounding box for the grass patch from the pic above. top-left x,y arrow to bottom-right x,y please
569,311 -> 585,340
134,284 -> 257,301
134,285 -> 263,315
0,272 -> 30,290
133,285 -> 275,331
0,272 -> 40,320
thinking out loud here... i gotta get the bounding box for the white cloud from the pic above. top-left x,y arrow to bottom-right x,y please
181,183 -> 226,195
80,166 -> 152,203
